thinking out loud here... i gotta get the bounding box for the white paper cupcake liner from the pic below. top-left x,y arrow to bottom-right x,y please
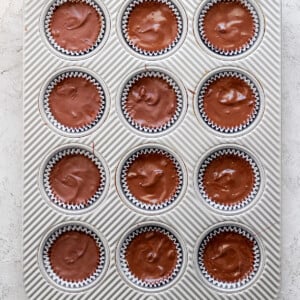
121,0 -> 183,57
197,0 -> 260,57
120,147 -> 184,211
42,224 -> 106,289
121,70 -> 184,134
119,225 -> 183,289
44,0 -> 106,57
43,71 -> 106,135
197,225 -> 261,290
43,147 -> 106,211
197,70 -> 261,134
197,148 -> 261,212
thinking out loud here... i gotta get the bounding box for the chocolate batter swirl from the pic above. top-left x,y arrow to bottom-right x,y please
49,231 -> 100,282
126,230 -> 178,282
126,153 -> 179,205
203,232 -> 254,282
203,154 -> 254,205
49,77 -> 102,128
125,77 -> 177,129
203,1 -> 255,51
49,154 -> 101,205
203,76 -> 255,128
50,1 -> 102,52
127,2 -> 178,52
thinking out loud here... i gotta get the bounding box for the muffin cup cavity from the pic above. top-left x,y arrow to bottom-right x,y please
39,222 -> 108,292
116,144 -> 187,214
42,0 -> 109,59
118,0 -> 187,59
195,223 -> 263,292
118,67 -> 187,137
117,223 -> 186,291
195,145 -> 263,214
40,144 -> 109,214
194,0 -> 265,60
194,67 -> 264,136
40,68 -> 109,137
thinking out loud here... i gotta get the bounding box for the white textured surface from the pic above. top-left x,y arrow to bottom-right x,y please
0,0 -> 295,300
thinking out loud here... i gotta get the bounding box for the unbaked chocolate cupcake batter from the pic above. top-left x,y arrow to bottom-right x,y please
203,231 -> 254,282
203,154 -> 254,205
125,77 -> 177,129
203,1 -> 255,51
49,231 -> 100,282
50,1 -> 102,52
127,1 -> 178,52
49,154 -> 101,206
49,77 -> 102,128
126,152 -> 179,205
203,76 -> 255,128
126,230 -> 178,282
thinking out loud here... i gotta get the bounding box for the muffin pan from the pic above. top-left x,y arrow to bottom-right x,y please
24,0 -> 281,299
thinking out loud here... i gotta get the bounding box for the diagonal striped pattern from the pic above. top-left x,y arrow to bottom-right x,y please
23,0 -> 281,299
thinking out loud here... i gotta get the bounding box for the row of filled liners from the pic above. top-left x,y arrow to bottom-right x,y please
41,0 -> 265,61
40,66 -> 264,138
39,221 -> 264,293
39,143 -> 264,215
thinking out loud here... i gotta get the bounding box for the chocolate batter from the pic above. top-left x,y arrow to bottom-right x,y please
126,153 -> 179,205
203,1 -> 255,51
125,77 -> 177,128
203,154 -> 254,205
203,76 -> 255,128
203,231 -> 254,282
49,231 -> 100,282
49,77 -> 102,128
50,1 -> 102,52
126,230 -> 178,282
49,154 -> 101,205
127,2 -> 178,52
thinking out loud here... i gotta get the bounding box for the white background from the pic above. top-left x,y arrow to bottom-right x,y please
0,0 -> 297,299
